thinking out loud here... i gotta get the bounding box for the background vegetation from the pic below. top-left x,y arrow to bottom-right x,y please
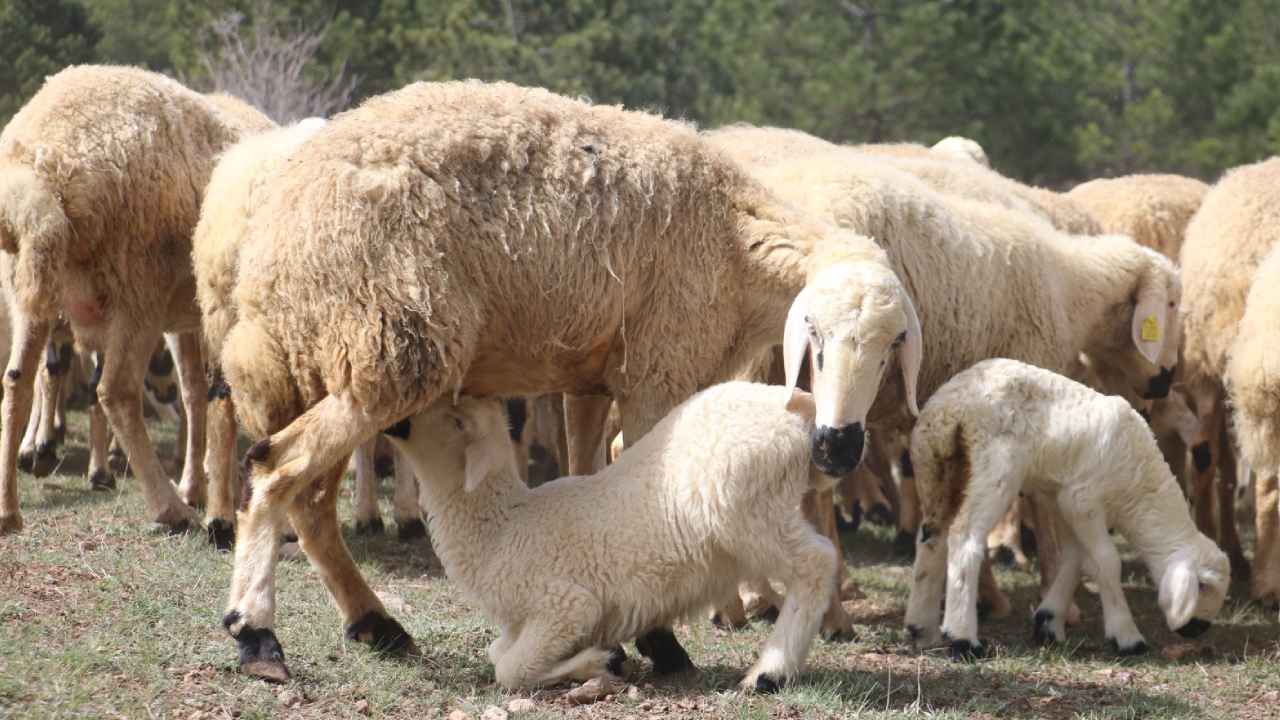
4,0 -> 1280,186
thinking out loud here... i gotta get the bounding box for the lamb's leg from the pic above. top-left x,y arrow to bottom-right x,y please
204,372 -> 239,550
940,478 -> 1015,661
97,323 -> 198,530
493,621 -> 612,690
1068,509 -> 1146,654
1024,494 -> 1080,625
739,525 -> 836,693
563,393 -> 611,474
988,502 -> 1028,568
1215,423 -> 1249,578
172,332 -> 209,509
905,527 -> 948,645
742,577 -> 784,620
224,393 -> 392,681
710,589 -> 750,630
1252,473 -> 1280,607
0,316 -> 51,533
1031,505 -> 1083,646
392,450 -> 425,541
351,437 -> 383,535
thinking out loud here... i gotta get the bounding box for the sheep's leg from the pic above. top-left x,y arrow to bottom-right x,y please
493,619 -> 612,690
532,393 -> 569,476
16,361 -> 45,472
1252,473 -> 1280,607
508,397 -> 531,484
988,501 -> 1028,568
1215,421 -> 1249,578
905,527 -> 948,645
98,324 -> 198,530
224,393 -> 392,681
28,352 -> 65,476
0,316 -> 51,533
563,393 -> 611,475
85,353 -> 113,491
852,464 -> 893,526
1024,494 -> 1080,625
1067,509 -> 1146,654
351,438 -> 383,534
1031,505 -> 1083,646
739,524 -> 836,693
940,480 -> 1015,660
1187,384 -> 1222,542
392,451 -> 425,541
204,372 -> 239,550
172,332 -> 208,509
894,447 -> 920,556
805,488 -> 855,640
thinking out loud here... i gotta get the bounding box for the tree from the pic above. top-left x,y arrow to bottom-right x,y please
0,0 -> 100,125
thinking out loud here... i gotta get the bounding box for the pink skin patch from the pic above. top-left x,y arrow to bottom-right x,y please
66,300 -> 106,327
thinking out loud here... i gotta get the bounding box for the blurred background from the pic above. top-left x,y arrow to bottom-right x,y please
6,0 -> 1279,187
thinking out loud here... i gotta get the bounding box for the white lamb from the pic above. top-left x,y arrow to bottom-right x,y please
904,359 -> 1229,659
386,382 -> 837,693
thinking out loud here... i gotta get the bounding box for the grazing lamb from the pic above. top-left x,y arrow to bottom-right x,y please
1180,157 -> 1280,600
0,66 -> 271,534
389,383 -> 836,692
905,359 -> 1230,658
212,81 -> 919,681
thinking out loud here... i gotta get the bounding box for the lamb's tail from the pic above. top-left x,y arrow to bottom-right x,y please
913,420 -> 970,543
220,318 -> 301,438
0,164 -> 68,317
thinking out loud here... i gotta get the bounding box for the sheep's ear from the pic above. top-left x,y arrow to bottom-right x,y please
782,287 -> 813,399
462,437 -> 495,493
1132,274 -> 1169,366
898,289 -> 923,417
1159,557 -> 1199,631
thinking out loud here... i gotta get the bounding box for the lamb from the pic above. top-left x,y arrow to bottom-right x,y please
904,359 -> 1230,658
1179,157 -> 1280,602
0,66 -> 272,535
388,383 -> 836,692
210,81 -> 920,681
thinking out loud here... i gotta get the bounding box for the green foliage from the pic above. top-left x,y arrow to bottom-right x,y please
3,0 -> 1280,185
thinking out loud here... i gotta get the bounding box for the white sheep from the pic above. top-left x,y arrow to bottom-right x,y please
904,359 -> 1230,658
930,136 -> 990,167
388,382 -> 836,692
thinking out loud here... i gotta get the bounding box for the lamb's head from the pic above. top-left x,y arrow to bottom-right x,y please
1088,247 -> 1182,402
784,262 -> 922,476
1157,535 -> 1230,638
390,396 -> 517,493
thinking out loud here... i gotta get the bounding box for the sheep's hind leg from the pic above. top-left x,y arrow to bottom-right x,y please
0,316 -> 51,533
172,332 -> 209,509
204,373 -> 239,550
1066,507 -> 1146,654
1031,504 -> 1083,646
86,353 -> 113,491
905,525 -> 947,645
940,479 -> 1016,661
351,438 -> 384,535
391,451 -> 425,541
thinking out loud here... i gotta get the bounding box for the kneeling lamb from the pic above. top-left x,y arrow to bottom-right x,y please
387,382 -> 836,692
904,359 -> 1229,659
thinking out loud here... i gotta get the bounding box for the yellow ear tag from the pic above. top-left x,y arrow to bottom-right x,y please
1140,315 -> 1161,342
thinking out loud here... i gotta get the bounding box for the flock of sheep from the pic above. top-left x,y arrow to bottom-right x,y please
1,64 -> 1277,698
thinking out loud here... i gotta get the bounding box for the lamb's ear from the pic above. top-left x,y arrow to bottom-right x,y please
1132,271 -> 1169,365
898,289 -> 923,417
782,286 -> 813,399
462,437 -> 497,493
1159,557 -> 1199,631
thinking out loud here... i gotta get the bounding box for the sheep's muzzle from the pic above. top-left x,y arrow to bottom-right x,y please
812,423 -> 863,476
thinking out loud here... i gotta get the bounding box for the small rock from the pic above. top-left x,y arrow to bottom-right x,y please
626,685 -> 642,701
480,706 -> 508,720
1161,642 -> 1214,661
566,676 -> 624,705
506,698 -> 536,715
355,699 -> 371,716
447,711 -> 471,720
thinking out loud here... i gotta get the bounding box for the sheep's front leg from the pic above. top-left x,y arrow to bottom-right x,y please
1068,510 -> 1146,654
1031,504 -> 1083,646
494,624 -> 613,690
940,480 -> 1014,662
0,315 -> 51,533
905,525 -> 948,645
351,437 -> 383,535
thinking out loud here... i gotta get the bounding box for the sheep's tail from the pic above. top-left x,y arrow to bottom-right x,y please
0,164 -> 68,317
220,318 -> 300,438
914,421 -> 970,542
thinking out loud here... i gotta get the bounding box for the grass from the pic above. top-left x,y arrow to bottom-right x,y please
2,413 -> 1278,719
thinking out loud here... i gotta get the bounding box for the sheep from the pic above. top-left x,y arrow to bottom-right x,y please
1226,245 -> 1280,616
904,359 -> 1231,658
1066,174 -> 1208,259
930,136 -> 990,167
350,437 -> 423,539
204,92 -> 278,135
1179,157 -> 1280,601
703,125 -> 1181,620
0,65 -> 270,535
388,383 -> 837,692
212,80 -> 921,681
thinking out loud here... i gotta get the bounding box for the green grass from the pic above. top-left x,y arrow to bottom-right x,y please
2,413 -> 1278,719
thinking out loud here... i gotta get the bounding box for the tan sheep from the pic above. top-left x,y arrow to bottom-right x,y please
1067,174 -> 1208,259
1179,157 -> 1280,600
211,81 -> 919,681
0,65 -> 269,535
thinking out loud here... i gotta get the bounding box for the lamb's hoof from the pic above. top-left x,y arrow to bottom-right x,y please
1230,551 -> 1252,582
894,530 -> 917,559
89,469 -> 116,492
993,546 -> 1017,567
635,628 -> 695,675
353,517 -> 385,536
207,519 -> 235,551
235,626 -> 290,683
1107,638 -> 1148,656
29,443 -> 59,477
747,673 -> 783,694
0,513 -> 23,535
1032,609 -> 1059,646
1175,619 -> 1212,639
606,646 -> 627,676
396,518 -> 427,541
948,638 -> 986,662
757,605 -> 781,624
345,611 -> 418,655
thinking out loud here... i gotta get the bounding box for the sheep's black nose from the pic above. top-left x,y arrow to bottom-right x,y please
1175,618 -> 1211,638
812,423 -> 864,476
1143,366 -> 1174,399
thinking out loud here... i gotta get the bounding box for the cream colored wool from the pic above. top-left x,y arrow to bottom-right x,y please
931,136 -> 990,167
204,93 -> 278,136
1068,174 -> 1208,259
392,383 -> 836,692
1229,245 -> 1280,473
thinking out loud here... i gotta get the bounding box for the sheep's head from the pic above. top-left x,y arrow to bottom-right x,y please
1158,536 -> 1230,638
387,396 -> 516,493
784,262 -> 921,476
1090,249 -> 1182,402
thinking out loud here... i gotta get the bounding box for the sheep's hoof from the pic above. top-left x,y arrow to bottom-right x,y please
894,531 -> 916,559
89,469 -> 116,492
821,624 -> 857,643
396,518 -> 427,541
748,673 -> 783,694
635,628 -> 695,675
710,612 -> 748,631
1175,619 -> 1211,639
947,638 -> 986,662
1032,609 -> 1059,646
236,627 -> 290,683
374,453 -> 395,479
1107,638 -> 1148,656
866,502 -> 894,527
0,513 -> 23,535
836,504 -> 860,533
345,611 -> 418,655
907,624 -> 922,641
16,449 -> 34,473
207,519 -> 235,551
757,605 -> 780,624
606,646 -> 627,676
353,517 -> 385,536
992,546 -> 1018,568
29,443 -> 59,477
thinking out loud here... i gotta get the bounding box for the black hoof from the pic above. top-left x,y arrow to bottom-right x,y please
907,624 -> 922,641
993,546 -> 1017,567
396,518 -> 427,541
207,519 -> 235,551
635,628 -> 695,675
894,531 -> 916,559
1019,524 -> 1037,556
29,443 -> 58,477
235,627 -> 290,683
89,469 -> 116,492
1107,638 -> 1148,656
354,517 -> 385,536
758,605 -> 780,624
16,450 -> 34,473
606,646 -> 627,676
752,673 -> 782,693
1175,618 -> 1211,639
345,611 -> 417,654
866,502 -> 894,527
948,638 -> 986,662
374,453 -> 395,479
53,423 -> 66,446
163,519 -> 192,536
709,612 -> 742,631
1032,609 -> 1057,646
837,504 -> 860,533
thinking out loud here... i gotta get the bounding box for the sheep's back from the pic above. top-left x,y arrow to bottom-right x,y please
1068,174 -> 1208,259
